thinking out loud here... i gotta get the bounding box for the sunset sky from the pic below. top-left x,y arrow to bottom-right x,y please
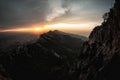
0,0 -> 114,36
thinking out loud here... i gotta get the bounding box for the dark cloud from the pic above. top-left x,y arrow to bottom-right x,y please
0,0 -> 49,29
62,0 -> 71,9
0,0 -> 114,29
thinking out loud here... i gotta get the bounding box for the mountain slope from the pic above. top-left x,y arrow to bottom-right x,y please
75,0 -> 120,80
37,30 -> 87,56
0,30 -> 86,80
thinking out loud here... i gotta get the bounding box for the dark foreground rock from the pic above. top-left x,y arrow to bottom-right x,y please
74,0 -> 120,80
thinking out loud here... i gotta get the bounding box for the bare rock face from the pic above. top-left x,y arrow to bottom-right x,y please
76,0 -> 120,80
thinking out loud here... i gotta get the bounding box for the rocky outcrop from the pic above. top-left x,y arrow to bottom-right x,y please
75,0 -> 120,80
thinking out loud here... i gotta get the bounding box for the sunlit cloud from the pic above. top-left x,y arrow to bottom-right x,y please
46,7 -> 69,21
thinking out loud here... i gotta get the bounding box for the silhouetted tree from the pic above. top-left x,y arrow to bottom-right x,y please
103,12 -> 109,22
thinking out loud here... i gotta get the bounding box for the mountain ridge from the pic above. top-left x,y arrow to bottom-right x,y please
0,30 -> 86,80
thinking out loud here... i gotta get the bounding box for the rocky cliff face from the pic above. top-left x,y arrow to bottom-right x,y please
76,0 -> 120,80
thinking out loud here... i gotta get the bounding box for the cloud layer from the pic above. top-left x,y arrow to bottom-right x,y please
0,0 -> 49,29
0,0 -> 114,29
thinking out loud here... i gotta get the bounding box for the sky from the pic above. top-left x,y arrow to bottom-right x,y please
0,0 -> 114,36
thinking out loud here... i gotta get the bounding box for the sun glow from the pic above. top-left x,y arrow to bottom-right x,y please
44,23 -> 96,31
0,27 -> 43,33
0,22 -> 97,37
34,27 -> 41,31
